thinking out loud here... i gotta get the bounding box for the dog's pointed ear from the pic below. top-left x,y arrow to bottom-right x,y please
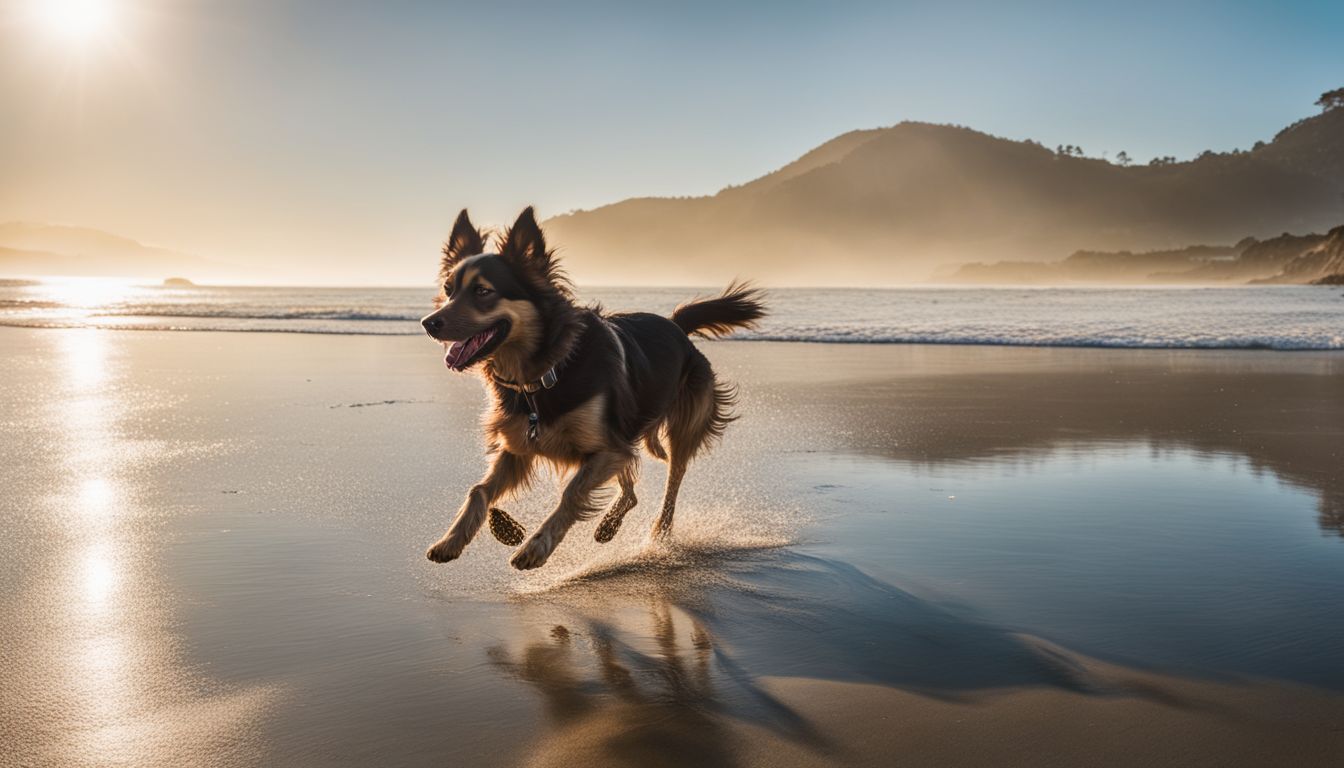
499,207 -> 548,265
441,209 -> 484,275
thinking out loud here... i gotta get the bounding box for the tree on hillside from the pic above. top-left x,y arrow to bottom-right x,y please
1115,151 -> 1131,166
1317,88 -> 1344,112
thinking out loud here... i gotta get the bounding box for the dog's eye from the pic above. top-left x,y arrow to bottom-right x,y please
473,284 -> 494,297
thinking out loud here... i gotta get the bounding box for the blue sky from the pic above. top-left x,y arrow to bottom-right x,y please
0,0 -> 1340,282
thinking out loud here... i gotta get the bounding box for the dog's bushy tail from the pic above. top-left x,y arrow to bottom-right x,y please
670,281 -> 767,339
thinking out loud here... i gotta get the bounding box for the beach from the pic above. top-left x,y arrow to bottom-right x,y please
2,326 -> 1343,767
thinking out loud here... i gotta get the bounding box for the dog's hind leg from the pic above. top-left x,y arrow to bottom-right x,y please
427,451 -> 532,563
595,464 -> 638,543
652,456 -> 688,537
512,450 -> 630,570
654,354 -> 735,538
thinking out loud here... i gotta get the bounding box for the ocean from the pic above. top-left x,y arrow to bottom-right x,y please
2,279 -> 1342,349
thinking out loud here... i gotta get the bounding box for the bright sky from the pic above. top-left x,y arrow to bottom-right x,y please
0,0 -> 1340,284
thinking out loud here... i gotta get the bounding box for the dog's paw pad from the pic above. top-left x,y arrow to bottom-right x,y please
488,507 -> 526,547
594,515 -> 624,543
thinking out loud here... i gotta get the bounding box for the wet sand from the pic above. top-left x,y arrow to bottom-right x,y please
2,327 -> 1342,767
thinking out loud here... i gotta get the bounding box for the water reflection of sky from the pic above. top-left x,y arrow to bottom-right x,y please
4,330 -> 1342,766
2,328 -> 275,766
796,444 -> 1344,688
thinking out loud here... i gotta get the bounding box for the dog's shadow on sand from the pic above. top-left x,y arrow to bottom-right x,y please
489,543 -> 1192,767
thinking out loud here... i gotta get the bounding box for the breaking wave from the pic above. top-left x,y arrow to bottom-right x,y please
2,283 -> 1341,349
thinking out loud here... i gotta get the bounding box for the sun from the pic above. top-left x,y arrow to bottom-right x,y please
30,0 -> 117,44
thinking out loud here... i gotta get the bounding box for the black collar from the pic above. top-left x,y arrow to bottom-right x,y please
491,312 -> 590,394
491,365 -> 559,393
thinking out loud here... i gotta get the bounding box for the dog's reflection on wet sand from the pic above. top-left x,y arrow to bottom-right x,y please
490,595 -> 833,768
486,541 -> 1175,768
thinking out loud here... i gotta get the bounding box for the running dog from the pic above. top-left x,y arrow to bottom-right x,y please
420,207 -> 765,570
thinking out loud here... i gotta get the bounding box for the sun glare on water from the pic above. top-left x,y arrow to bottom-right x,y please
38,276 -> 136,312
28,0 -> 117,44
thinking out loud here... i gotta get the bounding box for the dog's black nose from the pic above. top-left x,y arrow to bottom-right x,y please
422,316 -> 443,334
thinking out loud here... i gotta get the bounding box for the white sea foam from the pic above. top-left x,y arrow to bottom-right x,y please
1,282 -> 1341,349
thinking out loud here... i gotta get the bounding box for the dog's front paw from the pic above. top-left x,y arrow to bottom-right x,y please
426,532 -> 467,563
510,532 -> 556,570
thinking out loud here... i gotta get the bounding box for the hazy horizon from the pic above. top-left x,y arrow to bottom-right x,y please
2,0 -> 1342,285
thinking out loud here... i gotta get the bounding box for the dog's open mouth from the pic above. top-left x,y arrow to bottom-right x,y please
444,321 -> 509,371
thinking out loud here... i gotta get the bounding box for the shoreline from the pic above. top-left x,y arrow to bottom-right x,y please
3,282 -> 1341,350
3,321 -> 1344,352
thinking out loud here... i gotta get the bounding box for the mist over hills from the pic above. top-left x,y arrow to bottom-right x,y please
1255,225 -> 1344,284
544,107 -> 1344,285
951,226 -> 1344,285
5,104 -> 1342,287
0,223 -> 215,279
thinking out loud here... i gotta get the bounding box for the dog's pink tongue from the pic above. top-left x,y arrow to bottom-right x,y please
444,341 -> 468,369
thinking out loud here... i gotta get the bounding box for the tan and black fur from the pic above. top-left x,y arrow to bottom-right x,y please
420,207 -> 765,570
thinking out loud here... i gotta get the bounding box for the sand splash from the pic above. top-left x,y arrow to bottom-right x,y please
506,497 -> 804,598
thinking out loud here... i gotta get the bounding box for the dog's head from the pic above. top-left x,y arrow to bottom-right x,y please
421,207 -> 566,373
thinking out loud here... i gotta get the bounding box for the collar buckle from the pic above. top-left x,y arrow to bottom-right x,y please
539,367 -> 558,390
492,365 -> 559,394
